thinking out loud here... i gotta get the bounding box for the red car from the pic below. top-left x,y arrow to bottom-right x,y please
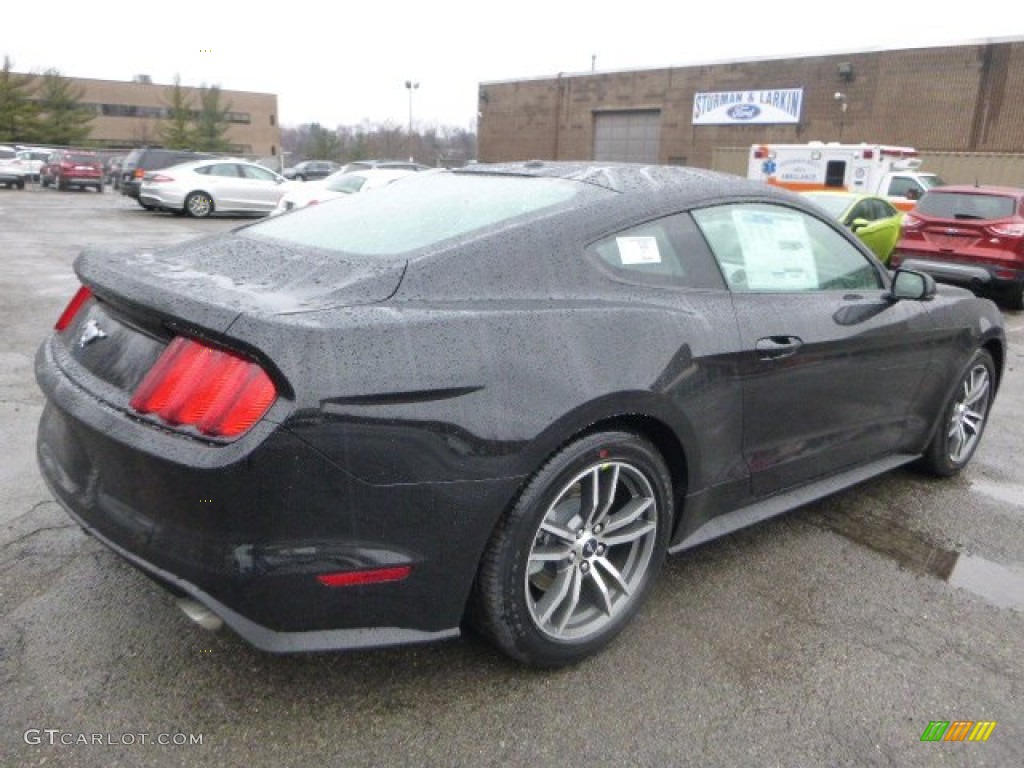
892,185 -> 1024,309
40,150 -> 104,192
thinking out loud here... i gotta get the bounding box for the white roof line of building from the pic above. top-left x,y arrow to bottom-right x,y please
479,35 -> 1024,87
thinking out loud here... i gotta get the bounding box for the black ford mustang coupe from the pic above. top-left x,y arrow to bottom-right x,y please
36,162 -> 1005,666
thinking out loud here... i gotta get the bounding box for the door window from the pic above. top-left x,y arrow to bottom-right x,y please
692,203 -> 882,292
240,164 -> 277,181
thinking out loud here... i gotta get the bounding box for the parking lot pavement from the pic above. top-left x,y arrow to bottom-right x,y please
2,186 -> 1022,767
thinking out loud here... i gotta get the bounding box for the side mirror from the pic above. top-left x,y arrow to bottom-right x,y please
890,269 -> 936,301
849,217 -> 869,232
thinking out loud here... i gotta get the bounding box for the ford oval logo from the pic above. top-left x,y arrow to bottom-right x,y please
727,104 -> 761,120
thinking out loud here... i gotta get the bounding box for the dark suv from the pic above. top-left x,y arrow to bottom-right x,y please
120,148 -> 214,208
285,160 -> 340,181
892,185 -> 1024,310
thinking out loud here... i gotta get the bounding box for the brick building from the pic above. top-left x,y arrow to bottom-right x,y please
15,73 -> 280,156
477,39 -> 1024,170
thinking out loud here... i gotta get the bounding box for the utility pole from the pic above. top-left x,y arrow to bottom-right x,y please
405,80 -> 419,162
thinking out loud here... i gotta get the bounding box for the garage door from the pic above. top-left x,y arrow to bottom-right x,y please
593,111 -> 661,163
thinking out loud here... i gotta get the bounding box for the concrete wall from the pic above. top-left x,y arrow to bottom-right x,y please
478,40 -> 1024,171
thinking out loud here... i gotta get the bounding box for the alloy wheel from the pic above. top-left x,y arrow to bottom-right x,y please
525,460 -> 659,641
947,363 -> 991,464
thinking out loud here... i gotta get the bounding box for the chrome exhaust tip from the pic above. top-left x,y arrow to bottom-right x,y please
176,597 -> 224,632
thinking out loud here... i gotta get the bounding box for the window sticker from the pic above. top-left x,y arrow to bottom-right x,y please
617,236 -> 662,265
731,209 -> 817,290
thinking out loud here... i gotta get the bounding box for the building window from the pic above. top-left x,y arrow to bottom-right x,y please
270,114 -> 276,127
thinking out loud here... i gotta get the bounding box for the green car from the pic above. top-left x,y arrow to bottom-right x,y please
802,191 -> 903,264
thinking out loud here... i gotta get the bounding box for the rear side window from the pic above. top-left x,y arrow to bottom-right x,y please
917,192 -> 1017,221
693,203 -> 881,292
587,212 -> 726,290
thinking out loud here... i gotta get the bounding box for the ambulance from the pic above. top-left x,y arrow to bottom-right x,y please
748,142 -> 944,211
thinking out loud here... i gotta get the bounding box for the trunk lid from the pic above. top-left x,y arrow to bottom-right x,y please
76,232 -> 407,333
60,233 -> 405,405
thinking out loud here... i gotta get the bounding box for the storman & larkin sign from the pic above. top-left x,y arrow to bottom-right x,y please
692,88 -> 803,125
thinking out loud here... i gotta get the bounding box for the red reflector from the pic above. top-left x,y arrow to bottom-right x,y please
317,566 -> 412,588
993,267 -> 1017,280
55,286 -> 93,330
130,337 -> 277,438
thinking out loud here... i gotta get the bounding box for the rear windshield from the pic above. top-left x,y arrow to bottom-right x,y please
67,153 -> 99,164
918,192 -> 1017,220
245,172 -> 604,256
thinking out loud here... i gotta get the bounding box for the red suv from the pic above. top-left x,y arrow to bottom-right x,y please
40,150 -> 104,192
892,185 -> 1024,309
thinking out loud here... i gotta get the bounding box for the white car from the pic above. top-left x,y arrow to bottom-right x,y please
0,145 -> 31,189
17,148 -> 52,182
139,158 -> 294,218
271,168 -> 417,216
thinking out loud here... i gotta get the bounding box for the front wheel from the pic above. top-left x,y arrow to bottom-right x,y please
471,431 -> 672,667
185,191 -> 213,218
918,348 -> 996,477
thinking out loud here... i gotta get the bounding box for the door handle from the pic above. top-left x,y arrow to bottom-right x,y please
755,336 -> 804,360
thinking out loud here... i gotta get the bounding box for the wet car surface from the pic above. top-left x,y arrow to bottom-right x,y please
2,185 -> 1023,766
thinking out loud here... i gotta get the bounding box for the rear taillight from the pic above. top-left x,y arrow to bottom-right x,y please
55,286 -> 93,330
987,223 -> 1024,238
147,174 -> 174,183
130,337 -> 277,438
901,214 -> 922,230
133,168 -> 144,179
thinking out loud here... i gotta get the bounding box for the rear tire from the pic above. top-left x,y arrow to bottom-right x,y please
185,191 -> 213,218
1005,283 -> 1024,311
917,348 -> 996,477
471,431 -> 672,667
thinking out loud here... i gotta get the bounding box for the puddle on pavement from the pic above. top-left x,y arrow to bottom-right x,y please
815,507 -> 1024,612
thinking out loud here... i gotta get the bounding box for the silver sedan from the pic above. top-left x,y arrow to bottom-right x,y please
139,159 -> 294,218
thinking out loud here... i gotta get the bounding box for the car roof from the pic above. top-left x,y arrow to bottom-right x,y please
927,185 -> 1024,198
456,160 -> 773,201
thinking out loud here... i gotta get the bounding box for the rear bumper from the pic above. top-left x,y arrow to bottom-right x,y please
139,188 -> 185,210
60,175 -> 103,186
35,337 -> 521,651
894,254 -> 1024,290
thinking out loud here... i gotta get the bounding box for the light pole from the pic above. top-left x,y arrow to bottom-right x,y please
405,80 -> 419,162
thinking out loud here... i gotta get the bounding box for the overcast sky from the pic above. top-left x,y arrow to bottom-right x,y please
4,1 -> 1018,130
